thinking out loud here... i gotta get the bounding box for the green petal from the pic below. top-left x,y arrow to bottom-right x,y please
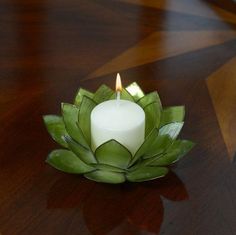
144,102 -> 161,136
93,84 -> 114,103
74,88 -> 94,106
159,122 -> 184,139
91,163 -> 126,173
78,96 -> 96,145
143,135 -> 173,159
137,91 -> 162,109
43,115 -> 68,148
160,106 -> 185,127
46,149 -> 94,174
131,129 -> 173,166
65,136 -> 97,164
61,103 -> 89,148
129,129 -> 173,166
130,128 -> 159,166
95,140 -> 132,169
126,166 -> 168,182
148,140 -> 195,166
126,82 -> 144,101
110,88 -> 134,102
146,153 -> 177,166
85,170 -> 125,184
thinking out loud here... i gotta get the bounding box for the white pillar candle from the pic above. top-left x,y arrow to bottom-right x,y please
90,74 -> 145,155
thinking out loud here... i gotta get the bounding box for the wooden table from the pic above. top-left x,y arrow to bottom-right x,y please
1,0 -> 236,234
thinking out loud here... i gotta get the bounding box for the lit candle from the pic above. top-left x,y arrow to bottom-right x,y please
91,74 -> 145,155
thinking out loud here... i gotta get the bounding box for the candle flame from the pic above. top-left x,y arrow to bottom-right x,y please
116,73 -> 122,92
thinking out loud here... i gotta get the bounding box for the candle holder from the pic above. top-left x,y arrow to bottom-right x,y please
43,82 -> 195,184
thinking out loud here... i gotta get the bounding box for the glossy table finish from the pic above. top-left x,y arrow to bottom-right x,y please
1,0 -> 236,234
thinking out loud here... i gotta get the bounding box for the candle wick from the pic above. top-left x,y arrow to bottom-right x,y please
116,91 -> 120,106
116,91 -> 120,100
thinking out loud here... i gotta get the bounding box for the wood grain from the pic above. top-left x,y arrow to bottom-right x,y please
207,57 -> 236,159
121,0 -> 236,24
0,0 -> 236,234
87,30 -> 236,79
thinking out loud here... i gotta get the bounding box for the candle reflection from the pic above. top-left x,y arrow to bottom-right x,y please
47,172 -> 188,235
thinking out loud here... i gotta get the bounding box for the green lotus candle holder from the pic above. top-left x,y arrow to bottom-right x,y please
43,82 -> 195,184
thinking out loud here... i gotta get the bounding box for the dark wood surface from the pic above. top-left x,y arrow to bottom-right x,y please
1,0 -> 236,234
